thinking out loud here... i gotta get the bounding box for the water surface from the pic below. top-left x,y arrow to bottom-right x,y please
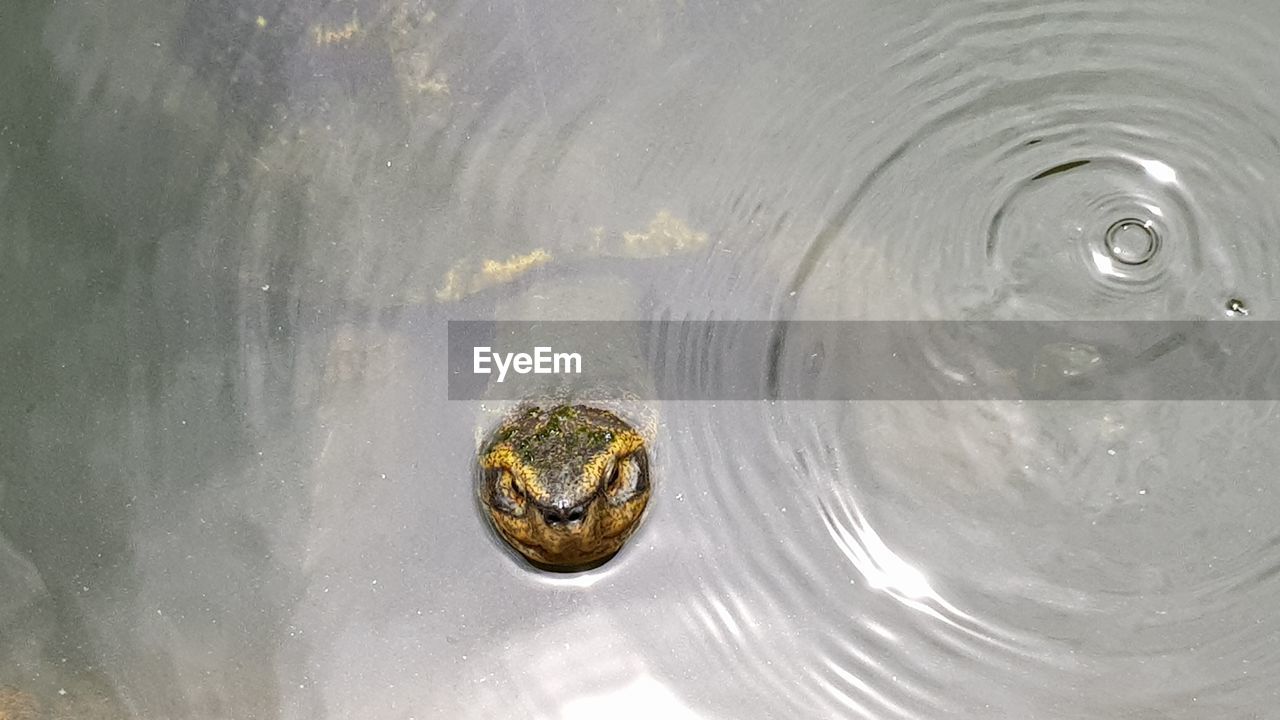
3,1 -> 1280,718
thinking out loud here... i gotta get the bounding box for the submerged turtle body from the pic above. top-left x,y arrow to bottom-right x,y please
0,688 -> 38,720
165,0 -> 701,576
478,404 -> 652,571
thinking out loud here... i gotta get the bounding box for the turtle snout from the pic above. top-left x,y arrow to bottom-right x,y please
542,503 -> 589,528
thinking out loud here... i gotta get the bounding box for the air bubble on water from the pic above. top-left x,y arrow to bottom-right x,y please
1104,219 -> 1160,266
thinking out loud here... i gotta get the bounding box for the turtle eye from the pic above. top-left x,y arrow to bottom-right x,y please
604,454 -> 645,502
487,468 -> 526,516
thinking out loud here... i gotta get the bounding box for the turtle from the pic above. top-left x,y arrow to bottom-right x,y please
463,272 -> 670,572
477,404 -> 652,571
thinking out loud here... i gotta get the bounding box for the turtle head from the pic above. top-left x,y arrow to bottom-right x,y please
478,404 -> 651,571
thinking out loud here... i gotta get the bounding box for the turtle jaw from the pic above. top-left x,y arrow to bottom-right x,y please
482,490 -> 650,572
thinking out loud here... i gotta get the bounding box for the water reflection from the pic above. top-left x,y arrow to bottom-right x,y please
820,494 -> 953,608
560,675 -> 703,720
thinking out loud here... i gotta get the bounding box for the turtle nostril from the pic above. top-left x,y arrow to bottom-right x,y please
544,504 -> 587,526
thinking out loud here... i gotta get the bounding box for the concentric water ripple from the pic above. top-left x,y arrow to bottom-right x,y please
752,1 -> 1280,715
780,1 -> 1280,321
772,399 -> 1280,714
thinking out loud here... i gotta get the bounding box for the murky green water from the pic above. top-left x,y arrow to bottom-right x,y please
4,1 -> 1280,718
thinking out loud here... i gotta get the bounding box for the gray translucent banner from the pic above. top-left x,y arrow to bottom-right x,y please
447,321 -> 1280,400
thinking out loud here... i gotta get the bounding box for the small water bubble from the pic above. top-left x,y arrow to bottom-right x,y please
1104,219 -> 1159,266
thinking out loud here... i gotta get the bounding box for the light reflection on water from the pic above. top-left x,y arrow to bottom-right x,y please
3,0 -> 1280,717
